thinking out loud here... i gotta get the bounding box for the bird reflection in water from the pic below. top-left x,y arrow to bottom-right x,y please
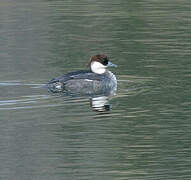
90,96 -> 112,112
48,87 -> 116,112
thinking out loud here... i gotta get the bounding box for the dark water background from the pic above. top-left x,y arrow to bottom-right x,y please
0,0 -> 191,179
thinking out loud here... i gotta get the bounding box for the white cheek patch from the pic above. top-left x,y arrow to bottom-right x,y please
91,61 -> 106,74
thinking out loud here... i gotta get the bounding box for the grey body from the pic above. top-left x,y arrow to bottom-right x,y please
47,70 -> 117,95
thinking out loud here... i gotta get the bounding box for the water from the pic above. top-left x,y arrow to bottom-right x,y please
0,0 -> 191,179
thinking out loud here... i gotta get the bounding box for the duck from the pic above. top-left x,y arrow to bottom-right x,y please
47,54 -> 117,95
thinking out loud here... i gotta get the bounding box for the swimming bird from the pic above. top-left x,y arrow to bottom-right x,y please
47,54 -> 117,95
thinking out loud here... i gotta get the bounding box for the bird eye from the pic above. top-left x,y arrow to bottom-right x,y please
103,58 -> 108,65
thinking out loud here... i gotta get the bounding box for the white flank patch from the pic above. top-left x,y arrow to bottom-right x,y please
55,82 -> 62,89
85,79 -> 93,82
